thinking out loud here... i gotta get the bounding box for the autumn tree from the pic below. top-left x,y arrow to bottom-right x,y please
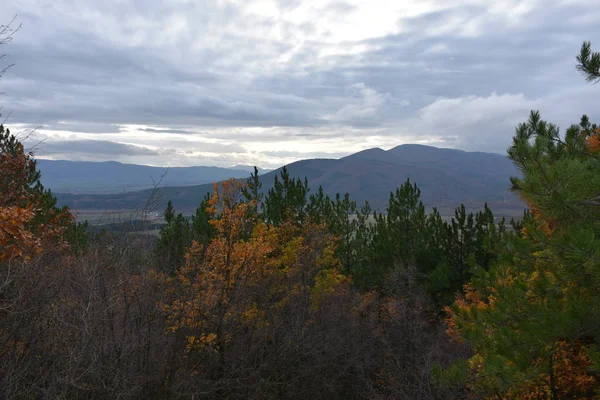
0,125 -> 81,261
0,125 -> 95,398
165,178 -> 356,397
166,179 -> 273,387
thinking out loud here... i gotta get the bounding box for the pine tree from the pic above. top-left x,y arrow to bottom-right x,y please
242,166 -> 263,217
327,193 -> 357,273
422,207 -> 452,304
306,185 -> 331,224
156,200 -> 192,273
353,179 -> 428,290
386,180 -> 427,276
164,200 -> 175,224
576,41 -> 600,83
264,166 -> 309,226
444,43 -> 600,398
192,192 -> 216,246
422,203 -> 507,308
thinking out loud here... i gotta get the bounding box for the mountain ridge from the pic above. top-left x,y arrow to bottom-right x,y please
37,159 -> 268,194
52,144 -> 524,216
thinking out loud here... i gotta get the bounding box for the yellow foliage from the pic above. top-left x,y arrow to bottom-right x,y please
164,179 -> 350,365
186,333 -> 218,351
311,268 -> 350,310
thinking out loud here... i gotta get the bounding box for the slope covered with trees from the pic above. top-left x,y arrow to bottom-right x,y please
1,39 -> 599,399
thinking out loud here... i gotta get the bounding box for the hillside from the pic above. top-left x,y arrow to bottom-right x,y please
37,160 -> 266,194
54,144 -> 524,216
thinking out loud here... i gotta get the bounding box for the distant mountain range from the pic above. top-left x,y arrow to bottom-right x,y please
38,160 -> 269,194
53,145 -> 525,217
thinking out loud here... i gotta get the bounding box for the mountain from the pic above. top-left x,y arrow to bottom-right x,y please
54,145 -> 524,216
37,160 -> 257,194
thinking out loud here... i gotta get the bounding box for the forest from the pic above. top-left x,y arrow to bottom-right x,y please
1,42 -> 600,399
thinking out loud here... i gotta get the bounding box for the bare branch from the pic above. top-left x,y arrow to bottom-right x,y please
0,15 -> 21,83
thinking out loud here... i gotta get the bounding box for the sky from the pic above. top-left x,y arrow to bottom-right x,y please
1,0 -> 600,169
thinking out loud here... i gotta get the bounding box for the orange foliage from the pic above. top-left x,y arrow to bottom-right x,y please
166,179 -> 274,347
519,193 -> 554,237
515,341 -> 597,400
446,282 -> 598,399
0,127 -> 73,262
0,138 -> 36,207
165,178 -> 349,358
0,206 -> 40,262
583,127 -> 600,153
444,283 -> 492,344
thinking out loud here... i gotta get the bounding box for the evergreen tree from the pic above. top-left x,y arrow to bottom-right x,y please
156,200 -> 192,273
423,203 -> 507,307
445,204 -> 476,293
354,179 -> 428,290
306,185 -> 331,224
327,193 -> 357,273
444,44 -> 600,398
473,204 -> 504,271
263,166 -> 309,225
164,200 -> 175,225
192,192 -> 216,246
347,200 -> 373,289
577,41 -> 600,83
422,207 -> 452,304
242,166 -> 263,217
387,179 -> 427,270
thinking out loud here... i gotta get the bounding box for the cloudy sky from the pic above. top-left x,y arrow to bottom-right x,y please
1,0 -> 599,168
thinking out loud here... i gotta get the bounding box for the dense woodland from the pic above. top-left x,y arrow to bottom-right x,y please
1,39 -> 600,399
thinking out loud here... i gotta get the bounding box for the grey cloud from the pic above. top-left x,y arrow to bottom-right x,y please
139,127 -> 197,134
36,140 -> 160,157
325,83 -> 389,126
261,150 -> 350,159
409,84 -> 600,154
42,122 -> 122,134
2,0 -> 600,167
292,132 -> 320,138
320,3 -> 599,101
186,142 -> 246,154
321,1 -> 356,14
